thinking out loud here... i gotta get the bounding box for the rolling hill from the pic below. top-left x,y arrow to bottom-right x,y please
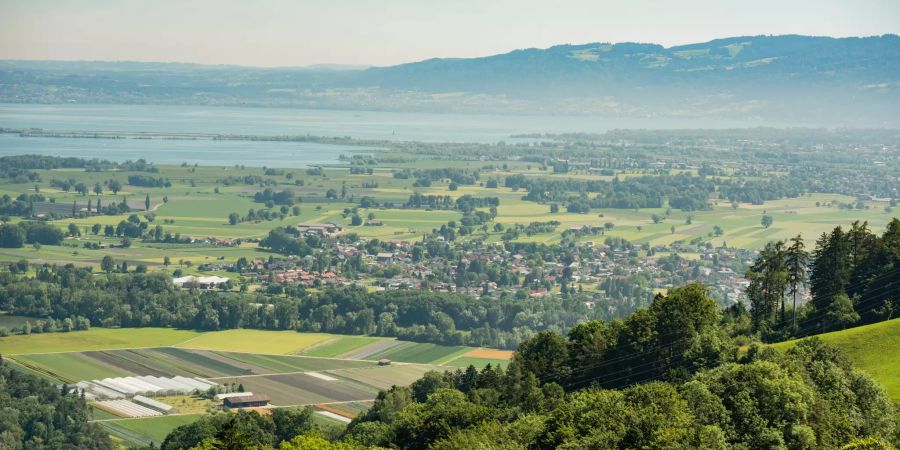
772,318 -> 900,402
2,34 -> 898,125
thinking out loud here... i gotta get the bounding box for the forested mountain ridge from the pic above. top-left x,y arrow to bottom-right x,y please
2,35 -> 898,125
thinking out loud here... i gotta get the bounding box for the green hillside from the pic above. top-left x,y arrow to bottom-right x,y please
772,318 -> 900,402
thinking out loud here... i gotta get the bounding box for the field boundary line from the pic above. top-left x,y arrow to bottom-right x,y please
435,353 -> 466,366
294,336 -> 343,355
431,347 -> 474,366
170,333 -> 208,348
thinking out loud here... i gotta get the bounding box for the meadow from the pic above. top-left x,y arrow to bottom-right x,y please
772,318 -> 900,402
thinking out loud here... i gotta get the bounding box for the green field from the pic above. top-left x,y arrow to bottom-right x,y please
365,342 -> 470,364
175,329 -> 336,354
13,352 -> 127,382
301,336 -> 393,358
100,414 -> 202,447
772,318 -> 900,402
218,351 -> 373,373
0,328 -> 201,355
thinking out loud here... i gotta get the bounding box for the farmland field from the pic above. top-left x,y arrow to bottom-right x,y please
216,351 -> 372,373
0,328 -> 201,355
210,371 -> 380,406
300,336 -> 391,358
364,341 -> 470,364
100,414 -> 202,448
0,326 -> 512,446
331,364 -> 439,390
1,325 -> 512,445
12,352 -> 128,382
175,329 -> 336,354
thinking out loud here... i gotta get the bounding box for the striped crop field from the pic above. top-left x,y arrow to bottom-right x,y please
364,342 -> 470,364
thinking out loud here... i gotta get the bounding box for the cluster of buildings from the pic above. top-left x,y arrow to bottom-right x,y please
77,375 -> 218,400
247,234 -> 754,307
173,275 -> 231,289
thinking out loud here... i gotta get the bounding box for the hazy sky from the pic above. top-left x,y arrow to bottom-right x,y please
1,0 -> 898,67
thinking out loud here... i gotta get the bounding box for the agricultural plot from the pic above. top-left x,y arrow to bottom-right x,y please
300,335 -> 391,358
337,339 -> 406,360
211,371 -> 379,407
12,352 -> 128,383
217,351 -> 372,373
100,414 -> 202,448
4,326 -> 513,446
0,327 -> 201,355
330,364 -> 439,391
364,341 -> 470,364
174,329 -> 336,354
441,347 -> 513,369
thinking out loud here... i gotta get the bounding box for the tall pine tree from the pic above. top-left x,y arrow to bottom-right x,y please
784,234 -> 809,330
809,227 -> 851,329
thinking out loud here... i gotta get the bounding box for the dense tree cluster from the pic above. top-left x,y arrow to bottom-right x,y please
266,284 -> 898,450
254,188 -> 297,205
748,219 -> 900,341
505,173 -> 716,211
0,268 -> 597,348
0,359 -> 114,449
403,193 -> 498,211
126,174 -> 171,188
0,221 -> 65,247
395,168 -> 480,187
161,408 -> 314,450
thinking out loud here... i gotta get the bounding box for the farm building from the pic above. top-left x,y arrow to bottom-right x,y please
216,392 -> 254,401
223,394 -> 270,408
378,359 -> 392,366
173,275 -> 230,289
94,399 -> 164,418
79,376 -> 216,399
132,395 -> 175,414
296,223 -> 343,236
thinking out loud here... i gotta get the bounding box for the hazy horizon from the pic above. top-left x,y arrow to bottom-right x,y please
2,0 -> 899,67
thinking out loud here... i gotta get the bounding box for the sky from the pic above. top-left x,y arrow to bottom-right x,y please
1,0 -> 898,67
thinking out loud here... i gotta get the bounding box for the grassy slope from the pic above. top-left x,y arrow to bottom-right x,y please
772,318 -> 900,402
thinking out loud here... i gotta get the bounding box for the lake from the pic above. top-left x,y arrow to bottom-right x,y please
0,103 -> 765,166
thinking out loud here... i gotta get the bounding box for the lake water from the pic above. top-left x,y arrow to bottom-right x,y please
0,134 -> 377,168
0,103 -> 763,166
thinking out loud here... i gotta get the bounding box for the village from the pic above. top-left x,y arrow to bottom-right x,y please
183,221 -> 760,313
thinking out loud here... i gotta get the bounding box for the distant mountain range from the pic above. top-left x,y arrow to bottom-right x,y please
1,35 -> 898,126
